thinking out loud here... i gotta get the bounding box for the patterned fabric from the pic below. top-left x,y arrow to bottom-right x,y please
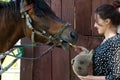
93,33 -> 120,80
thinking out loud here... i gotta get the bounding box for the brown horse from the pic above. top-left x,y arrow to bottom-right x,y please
0,0 -> 78,53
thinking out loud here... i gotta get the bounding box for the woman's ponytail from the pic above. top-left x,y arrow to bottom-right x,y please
112,0 -> 120,12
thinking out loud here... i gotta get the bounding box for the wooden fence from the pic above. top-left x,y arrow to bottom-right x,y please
21,0 -> 113,80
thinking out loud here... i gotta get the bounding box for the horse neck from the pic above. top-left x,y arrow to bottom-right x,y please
0,11 -> 24,53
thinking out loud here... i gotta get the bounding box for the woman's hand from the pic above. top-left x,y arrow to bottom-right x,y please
74,46 -> 89,53
78,75 -> 93,80
74,46 -> 82,53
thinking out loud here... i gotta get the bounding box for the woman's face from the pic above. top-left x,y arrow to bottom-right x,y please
94,14 -> 108,35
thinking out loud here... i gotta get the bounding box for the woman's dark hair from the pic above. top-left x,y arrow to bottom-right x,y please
95,1 -> 120,26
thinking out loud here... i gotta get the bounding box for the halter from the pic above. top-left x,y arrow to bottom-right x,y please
20,0 -> 70,46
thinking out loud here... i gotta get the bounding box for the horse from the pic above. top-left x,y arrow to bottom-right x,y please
0,0 -> 78,53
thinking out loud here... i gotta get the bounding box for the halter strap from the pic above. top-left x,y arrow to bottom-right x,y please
22,4 -> 33,13
20,0 -> 33,13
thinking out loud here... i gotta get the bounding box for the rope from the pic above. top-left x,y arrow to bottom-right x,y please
0,43 -> 56,75
8,44 -> 56,60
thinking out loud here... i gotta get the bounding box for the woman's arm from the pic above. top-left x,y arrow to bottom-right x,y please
78,75 -> 105,80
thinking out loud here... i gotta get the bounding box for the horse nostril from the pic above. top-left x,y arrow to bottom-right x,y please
69,31 -> 78,44
70,31 -> 76,39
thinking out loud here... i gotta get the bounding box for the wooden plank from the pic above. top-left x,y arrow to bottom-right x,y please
62,0 -> 74,26
51,0 -> 62,18
33,45 -> 52,80
51,0 -> 71,80
50,0 -> 75,80
20,38 -> 34,80
75,0 -> 92,36
52,48 -> 70,80
32,0 -> 52,80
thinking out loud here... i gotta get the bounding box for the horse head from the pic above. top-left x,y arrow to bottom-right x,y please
20,0 -> 78,49
0,0 -> 78,52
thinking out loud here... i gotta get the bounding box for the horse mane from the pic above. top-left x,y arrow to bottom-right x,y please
0,0 -> 61,23
0,0 -> 20,22
0,0 -> 20,9
0,1 -> 13,8
33,0 -> 60,20
34,0 -> 56,16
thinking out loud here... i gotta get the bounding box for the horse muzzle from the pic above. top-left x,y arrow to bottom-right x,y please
60,27 -> 78,49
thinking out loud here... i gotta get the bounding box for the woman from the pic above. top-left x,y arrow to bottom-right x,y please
75,1 -> 120,80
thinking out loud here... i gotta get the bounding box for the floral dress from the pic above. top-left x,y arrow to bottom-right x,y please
93,33 -> 120,80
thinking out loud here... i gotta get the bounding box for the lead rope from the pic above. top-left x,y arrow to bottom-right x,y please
0,43 -> 56,75
8,44 -> 56,60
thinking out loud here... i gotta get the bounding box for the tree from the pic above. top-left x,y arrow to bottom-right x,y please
1,0 -> 10,2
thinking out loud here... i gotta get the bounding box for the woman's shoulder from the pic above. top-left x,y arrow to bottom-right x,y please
109,33 -> 120,43
108,33 -> 120,47
94,33 -> 120,53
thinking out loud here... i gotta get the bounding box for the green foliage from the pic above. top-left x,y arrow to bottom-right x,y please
1,0 -> 10,2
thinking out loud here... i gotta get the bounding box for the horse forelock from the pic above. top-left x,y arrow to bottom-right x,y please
0,0 -> 61,22
0,0 -> 18,8
33,0 -> 61,20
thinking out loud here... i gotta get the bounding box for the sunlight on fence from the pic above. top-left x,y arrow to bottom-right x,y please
2,61 -> 20,80
1,49 -> 20,80
1,40 -> 21,80
1,0 -> 10,2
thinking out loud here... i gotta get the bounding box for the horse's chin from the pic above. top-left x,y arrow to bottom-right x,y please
61,41 -> 71,50
47,41 -> 70,50
47,40 -> 75,50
